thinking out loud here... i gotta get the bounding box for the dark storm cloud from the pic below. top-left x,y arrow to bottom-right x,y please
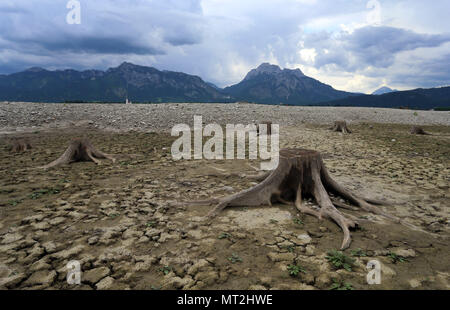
309,26 -> 450,70
0,0 -> 449,92
0,0 -> 204,73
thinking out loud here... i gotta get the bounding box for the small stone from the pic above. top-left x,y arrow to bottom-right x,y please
95,276 -> 114,290
390,248 -> 416,258
1,233 -> 23,244
267,252 -> 295,262
249,284 -> 267,290
409,279 -> 422,288
88,236 -> 99,245
83,267 -> 110,284
23,270 -> 57,287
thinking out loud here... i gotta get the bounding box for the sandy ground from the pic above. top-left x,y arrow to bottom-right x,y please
0,103 -> 449,290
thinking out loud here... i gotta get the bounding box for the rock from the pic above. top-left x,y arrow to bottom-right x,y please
260,277 -> 273,286
159,232 -> 178,243
292,233 -> 312,245
390,248 -> 416,258
49,217 -> 66,226
122,229 -> 143,239
187,259 -> 210,276
381,263 -> 396,279
95,276 -> 115,290
409,279 -> 422,288
145,228 -> 162,238
83,267 -> 110,284
302,273 -> 315,285
187,230 -> 203,239
137,236 -> 150,243
162,276 -> 194,289
305,245 -> 315,255
23,270 -> 57,287
134,255 -> 157,272
194,271 -> 219,286
42,241 -> 57,253
1,233 -> 23,244
52,245 -> 85,260
267,252 -> 295,262
29,257 -> 52,272
249,284 -> 267,290
315,274 -> 333,288
31,221 -> 51,231
1,272 -> 26,289
88,236 -> 99,245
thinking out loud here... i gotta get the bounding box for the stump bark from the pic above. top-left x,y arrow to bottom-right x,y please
190,148 -> 396,250
10,139 -> 32,152
410,126 -> 430,135
331,121 -> 352,134
41,138 -> 116,169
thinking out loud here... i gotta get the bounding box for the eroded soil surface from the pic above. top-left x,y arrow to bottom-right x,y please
0,123 -> 449,290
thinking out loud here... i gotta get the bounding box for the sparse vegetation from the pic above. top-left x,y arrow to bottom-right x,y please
287,264 -> 306,277
293,218 -> 304,225
227,253 -> 243,264
330,279 -> 354,290
387,252 -> 408,264
326,250 -> 356,271
218,232 -> 232,240
351,248 -> 367,257
159,266 -> 172,275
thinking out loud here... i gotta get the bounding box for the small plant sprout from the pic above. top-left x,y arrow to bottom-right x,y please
146,221 -> 156,228
218,232 -> 232,240
387,252 -> 407,264
159,266 -> 172,275
293,218 -> 303,225
287,264 -> 306,277
330,279 -> 354,290
351,248 -> 368,257
227,253 -> 243,264
326,250 -> 356,272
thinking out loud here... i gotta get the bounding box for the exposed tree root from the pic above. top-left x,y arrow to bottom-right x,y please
410,126 -> 431,135
330,121 -> 352,134
40,138 -> 116,169
9,138 -> 32,152
186,148 -> 398,250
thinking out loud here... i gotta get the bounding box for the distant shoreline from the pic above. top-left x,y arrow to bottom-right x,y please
0,102 -> 449,135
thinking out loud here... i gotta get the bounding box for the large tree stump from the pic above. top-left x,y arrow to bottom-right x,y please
9,138 -> 32,152
189,148 -> 396,250
410,126 -> 430,135
331,121 -> 352,134
40,138 -> 116,169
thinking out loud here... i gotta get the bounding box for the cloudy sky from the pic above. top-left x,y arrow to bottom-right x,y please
0,0 -> 449,93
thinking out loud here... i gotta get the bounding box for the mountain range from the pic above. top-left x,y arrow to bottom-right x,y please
372,86 -> 398,95
0,62 -> 230,103
0,62 -> 449,109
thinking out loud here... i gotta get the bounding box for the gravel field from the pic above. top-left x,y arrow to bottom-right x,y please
0,102 -> 449,133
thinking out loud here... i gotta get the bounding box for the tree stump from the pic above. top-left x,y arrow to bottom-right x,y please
40,138 -> 116,169
191,148 -> 396,250
331,121 -> 352,134
410,126 -> 430,135
10,138 -> 32,152
257,121 -> 272,136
